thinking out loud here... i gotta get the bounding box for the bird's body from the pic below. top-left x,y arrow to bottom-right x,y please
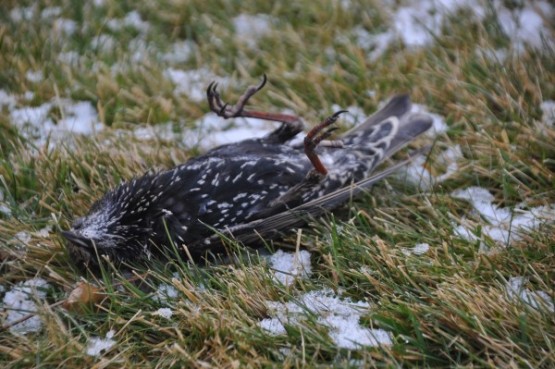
63,77 -> 432,269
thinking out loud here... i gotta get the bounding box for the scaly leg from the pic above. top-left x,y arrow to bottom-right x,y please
206,75 -> 304,143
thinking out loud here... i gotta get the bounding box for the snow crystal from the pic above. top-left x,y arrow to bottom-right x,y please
452,187 -> 555,246
269,250 -> 312,286
259,289 -> 392,349
2,278 -> 50,335
506,277 -> 554,312
540,100 -> 555,127
232,14 -> 274,48
152,308 -> 173,319
86,330 -> 116,356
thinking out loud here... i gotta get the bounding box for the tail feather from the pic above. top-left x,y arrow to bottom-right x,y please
341,95 -> 432,165
342,94 -> 411,137
385,113 -> 433,159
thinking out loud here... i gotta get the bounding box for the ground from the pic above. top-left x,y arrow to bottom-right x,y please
0,0 -> 554,368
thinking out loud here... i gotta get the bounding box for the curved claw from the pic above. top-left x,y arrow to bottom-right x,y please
257,74 -> 267,91
332,110 -> 349,119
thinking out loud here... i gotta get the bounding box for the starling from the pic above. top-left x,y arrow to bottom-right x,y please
62,75 -> 432,268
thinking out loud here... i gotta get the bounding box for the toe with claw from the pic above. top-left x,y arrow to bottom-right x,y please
304,110 -> 347,175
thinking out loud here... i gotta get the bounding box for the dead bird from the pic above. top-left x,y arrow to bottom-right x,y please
62,75 -> 432,269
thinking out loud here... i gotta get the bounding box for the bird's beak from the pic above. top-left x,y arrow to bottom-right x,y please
61,230 -> 92,249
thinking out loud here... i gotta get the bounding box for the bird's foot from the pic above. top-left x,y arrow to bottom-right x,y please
206,74 -> 304,143
304,110 -> 347,175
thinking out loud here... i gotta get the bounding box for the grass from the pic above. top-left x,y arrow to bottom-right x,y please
1,0 -> 554,367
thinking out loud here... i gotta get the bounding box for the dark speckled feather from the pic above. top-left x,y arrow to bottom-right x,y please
63,92 -> 432,269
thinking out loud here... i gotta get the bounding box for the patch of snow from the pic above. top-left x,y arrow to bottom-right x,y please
494,0 -> 554,51
392,0 -> 485,48
540,100 -> 555,127
106,11 -> 149,33
400,145 -> 463,190
128,38 -> 154,62
195,113 -> 275,148
0,90 -> 17,109
232,14 -> 274,48
57,101 -> 102,134
402,243 -> 430,256
410,104 -> 448,137
25,70 -> 44,83
91,34 -> 116,53
35,225 -> 52,238
259,288 -> 392,349
154,282 -> 179,303
53,18 -> 78,36
162,40 -> 196,64
2,278 -> 50,335
40,7 -> 62,19
475,47 -> 508,63
269,250 -> 312,286
164,68 -> 230,102
15,231 -> 31,245
0,204 -> 11,217
506,277 -> 554,312
259,317 -> 287,335
152,308 -> 173,319
132,122 -> 176,142
58,51 -> 81,65
10,6 -> 35,22
86,330 -> 116,356
452,187 -> 555,246
9,99 -> 102,148
344,27 -> 396,61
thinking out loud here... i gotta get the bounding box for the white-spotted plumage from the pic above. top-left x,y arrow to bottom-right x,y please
62,78 -> 432,269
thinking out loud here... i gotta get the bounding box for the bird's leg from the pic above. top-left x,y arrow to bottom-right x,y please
267,111 -> 347,210
304,110 -> 347,175
206,75 -> 304,143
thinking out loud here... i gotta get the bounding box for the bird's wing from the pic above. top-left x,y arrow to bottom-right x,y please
190,149 -> 427,250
